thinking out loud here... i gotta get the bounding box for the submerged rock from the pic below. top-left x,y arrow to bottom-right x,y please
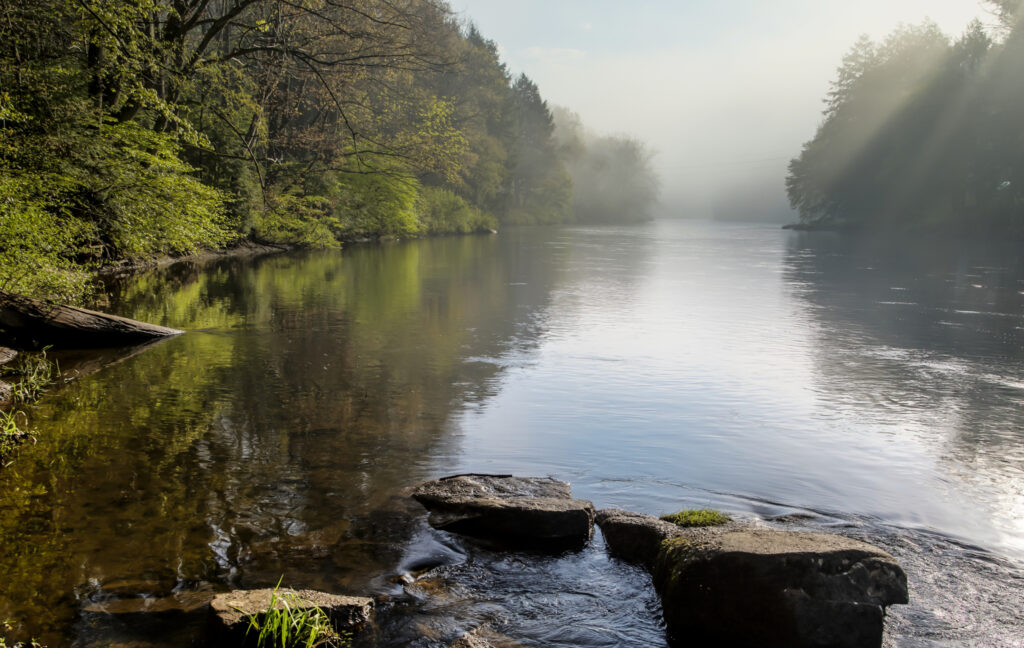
207,588 -> 373,646
596,509 -> 908,648
411,474 -> 595,550
448,626 -> 524,648
83,590 -> 213,616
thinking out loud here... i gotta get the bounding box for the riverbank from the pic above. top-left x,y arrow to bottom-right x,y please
96,239 -> 295,278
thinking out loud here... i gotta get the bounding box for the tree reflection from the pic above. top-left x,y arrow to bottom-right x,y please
0,231 -> 568,646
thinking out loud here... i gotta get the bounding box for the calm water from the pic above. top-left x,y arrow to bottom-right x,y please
1,220 -> 1022,646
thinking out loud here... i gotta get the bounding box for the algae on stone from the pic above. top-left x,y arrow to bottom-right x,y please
660,509 -> 730,528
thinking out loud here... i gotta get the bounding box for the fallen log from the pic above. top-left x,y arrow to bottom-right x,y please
0,291 -> 184,350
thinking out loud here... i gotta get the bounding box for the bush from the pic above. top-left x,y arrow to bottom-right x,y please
417,186 -> 497,234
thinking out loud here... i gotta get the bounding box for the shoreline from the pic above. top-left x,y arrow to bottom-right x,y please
96,238 -> 295,278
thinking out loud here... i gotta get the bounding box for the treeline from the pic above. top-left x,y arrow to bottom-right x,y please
787,0 -> 1024,236
0,0 -> 659,303
553,107 -> 660,224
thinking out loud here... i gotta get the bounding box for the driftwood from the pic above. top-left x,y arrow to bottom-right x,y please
0,291 -> 183,350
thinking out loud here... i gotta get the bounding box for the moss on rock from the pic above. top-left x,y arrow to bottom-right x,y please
660,509 -> 730,528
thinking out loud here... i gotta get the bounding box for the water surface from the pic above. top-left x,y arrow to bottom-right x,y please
1,221 -> 1021,646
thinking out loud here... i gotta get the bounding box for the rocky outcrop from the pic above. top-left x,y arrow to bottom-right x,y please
0,291 -> 183,349
596,509 -> 908,648
207,588 -> 373,646
411,474 -> 595,550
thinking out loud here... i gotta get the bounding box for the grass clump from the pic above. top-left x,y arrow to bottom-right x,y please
660,509 -> 731,528
2,348 -> 59,403
0,348 -> 59,467
245,580 -> 349,648
0,410 -> 31,466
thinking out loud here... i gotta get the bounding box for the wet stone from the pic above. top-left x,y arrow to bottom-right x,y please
596,509 -> 908,648
83,590 -> 214,615
595,508 -> 687,569
207,588 -> 373,646
411,474 -> 595,551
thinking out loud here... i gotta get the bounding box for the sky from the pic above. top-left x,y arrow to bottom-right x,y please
452,0 -> 991,218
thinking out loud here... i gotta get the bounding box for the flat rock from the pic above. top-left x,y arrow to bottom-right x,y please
207,588 -> 373,646
596,509 -> 907,648
411,474 -> 595,550
0,347 -> 16,365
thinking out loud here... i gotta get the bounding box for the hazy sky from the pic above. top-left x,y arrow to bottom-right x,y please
453,0 -> 990,217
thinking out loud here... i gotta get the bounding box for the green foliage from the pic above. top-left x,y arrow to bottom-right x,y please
333,159 -> 422,239
417,187 -> 497,234
0,409 -> 31,467
70,121 -> 233,259
245,581 -> 349,648
254,192 -> 340,249
1,349 -> 59,405
661,509 -> 731,528
0,175 -> 93,302
1,0 -> 659,305
0,348 -> 59,466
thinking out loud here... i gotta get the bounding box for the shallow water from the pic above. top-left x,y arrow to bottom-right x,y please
1,220 -> 1022,646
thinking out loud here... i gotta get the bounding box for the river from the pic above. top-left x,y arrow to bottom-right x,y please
0,220 -> 1021,646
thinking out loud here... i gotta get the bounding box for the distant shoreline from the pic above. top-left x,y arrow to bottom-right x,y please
781,223 -> 845,232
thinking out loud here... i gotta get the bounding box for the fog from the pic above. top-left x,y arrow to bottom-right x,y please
454,0 -> 989,221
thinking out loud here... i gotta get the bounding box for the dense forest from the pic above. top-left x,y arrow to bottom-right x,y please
787,0 -> 1024,236
0,0 -> 659,304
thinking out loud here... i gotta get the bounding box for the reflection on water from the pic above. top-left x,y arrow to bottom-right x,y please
0,222 -> 1021,647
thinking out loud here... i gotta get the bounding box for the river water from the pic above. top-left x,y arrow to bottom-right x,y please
1,220 -> 1022,647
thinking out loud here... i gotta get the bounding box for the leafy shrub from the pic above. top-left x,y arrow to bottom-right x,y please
417,186 -> 497,234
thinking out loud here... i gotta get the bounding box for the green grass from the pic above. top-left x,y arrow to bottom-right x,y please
0,348 -> 58,467
245,580 -> 349,648
660,509 -> 731,528
1,348 -> 59,404
0,410 -> 30,467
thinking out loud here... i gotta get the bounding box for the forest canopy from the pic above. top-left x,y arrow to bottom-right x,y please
786,1 -> 1024,236
0,0 -> 659,302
